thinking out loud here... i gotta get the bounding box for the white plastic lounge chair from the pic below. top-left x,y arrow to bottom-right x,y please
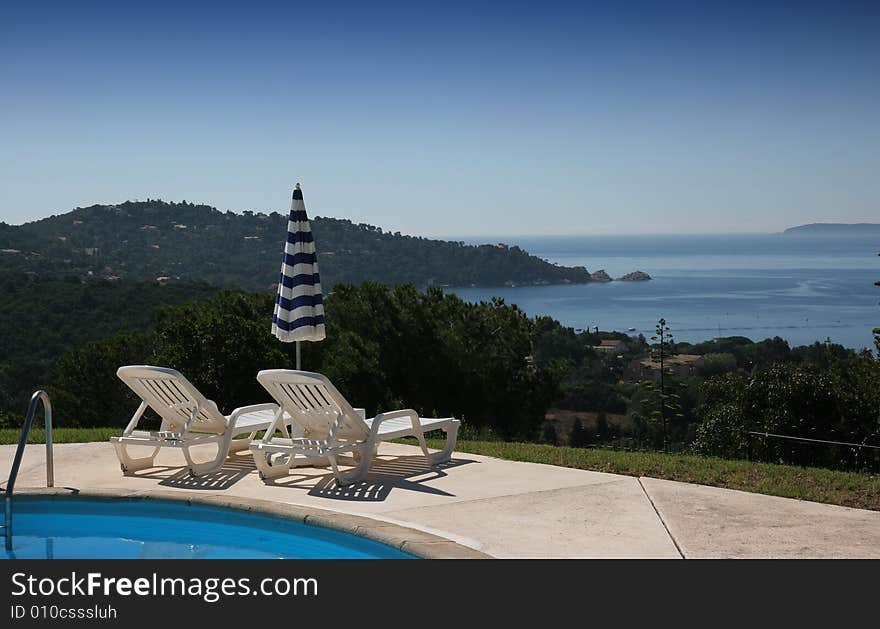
111,365 -> 292,476
250,370 -> 460,485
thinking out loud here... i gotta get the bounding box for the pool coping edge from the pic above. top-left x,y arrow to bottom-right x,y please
9,487 -> 493,559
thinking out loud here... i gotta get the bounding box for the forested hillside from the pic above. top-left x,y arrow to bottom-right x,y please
0,272 -> 219,414
0,200 -> 593,290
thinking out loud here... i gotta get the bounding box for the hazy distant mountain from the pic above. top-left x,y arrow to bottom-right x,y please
783,223 -> 880,235
0,200 -> 593,290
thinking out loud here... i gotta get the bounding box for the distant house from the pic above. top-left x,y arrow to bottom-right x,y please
594,339 -> 628,353
627,354 -> 705,382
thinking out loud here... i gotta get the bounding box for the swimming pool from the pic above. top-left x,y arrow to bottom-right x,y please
2,498 -> 414,559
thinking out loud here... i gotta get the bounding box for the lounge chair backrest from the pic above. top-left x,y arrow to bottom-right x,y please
257,370 -> 370,440
117,365 -> 227,434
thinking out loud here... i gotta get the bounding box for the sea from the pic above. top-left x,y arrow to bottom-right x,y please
448,234 -> 880,351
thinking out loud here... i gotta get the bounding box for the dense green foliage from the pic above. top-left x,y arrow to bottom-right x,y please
530,320 -> 880,470
46,285 -> 557,439
0,272 -> 218,420
0,200 -> 593,290
873,247 -> 879,383
693,360 -> 880,470
50,331 -> 156,429
529,315 -> 640,414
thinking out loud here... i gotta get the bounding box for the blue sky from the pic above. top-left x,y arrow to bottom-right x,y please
1,0 -> 878,235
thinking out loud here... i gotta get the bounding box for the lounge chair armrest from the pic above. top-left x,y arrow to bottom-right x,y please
371,409 -> 421,435
228,403 -> 280,431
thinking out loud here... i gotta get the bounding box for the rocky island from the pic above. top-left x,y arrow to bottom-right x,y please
587,269 -> 651,282
618,270 -> 652,281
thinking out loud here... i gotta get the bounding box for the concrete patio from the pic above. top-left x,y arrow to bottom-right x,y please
2,441 -> 878,558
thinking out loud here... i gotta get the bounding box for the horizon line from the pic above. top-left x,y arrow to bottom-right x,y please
6,200 -> 874,240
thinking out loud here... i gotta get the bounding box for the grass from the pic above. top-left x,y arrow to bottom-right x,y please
421,438 -> 880,511
2,428 -> 877,511
0,427 -> 118,445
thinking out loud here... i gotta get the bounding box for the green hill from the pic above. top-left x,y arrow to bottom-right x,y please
0,200 -> 593,290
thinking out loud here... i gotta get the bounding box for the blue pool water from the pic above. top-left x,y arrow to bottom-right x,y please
2,499 -> 414,559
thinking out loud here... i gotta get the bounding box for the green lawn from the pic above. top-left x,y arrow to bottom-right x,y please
0,427 -> 118,445
421,438 -> 880,512
2,428 -> 877,511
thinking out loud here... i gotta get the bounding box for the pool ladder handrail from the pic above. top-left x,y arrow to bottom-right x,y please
3,390 -> 53,551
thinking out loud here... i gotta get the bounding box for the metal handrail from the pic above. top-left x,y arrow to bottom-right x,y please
3,390 -> 53,551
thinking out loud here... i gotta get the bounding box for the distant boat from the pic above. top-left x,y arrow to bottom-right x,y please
627,327 -> 636,331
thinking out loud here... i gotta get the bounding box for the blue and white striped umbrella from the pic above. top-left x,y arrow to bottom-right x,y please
271,183 -> 326,346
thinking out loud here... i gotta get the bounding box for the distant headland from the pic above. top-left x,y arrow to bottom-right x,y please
0,200 -> 650,291
783,223 -> 880,235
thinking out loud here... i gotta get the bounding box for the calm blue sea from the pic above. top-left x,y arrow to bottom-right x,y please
449,234 -> 880,350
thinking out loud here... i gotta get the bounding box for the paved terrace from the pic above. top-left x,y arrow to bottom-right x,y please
2,441 -> 878,558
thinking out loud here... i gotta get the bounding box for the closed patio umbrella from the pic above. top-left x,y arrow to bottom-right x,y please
271,183 -> 325,368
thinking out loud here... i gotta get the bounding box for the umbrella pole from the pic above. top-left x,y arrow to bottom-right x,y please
296,340 -> 301,370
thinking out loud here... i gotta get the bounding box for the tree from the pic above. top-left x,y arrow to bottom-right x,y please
595,412 -> 608,440
153,291 -> 291,413
569,419 -> 588,448
321,283 -> 558,437
874,253 -> 879,352
51,330 -> 155,427
694,361 -> 880,470
542,422 -> 559,446
692,403 -> 748,459
696,353 -> 738,379
642,318 -> 684,451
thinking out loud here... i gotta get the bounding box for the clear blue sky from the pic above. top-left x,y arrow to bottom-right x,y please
1,0 -> 877,235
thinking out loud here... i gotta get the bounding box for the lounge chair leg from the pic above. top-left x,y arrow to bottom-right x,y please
327,454 -> 342,479
252,448 -> 292,480
415,431 -> 433,464
432,420 -> 460,464
414,420 -> 459,465
113,441 -> 160,473
352,442 -> 378,465
182,440 -> 227,477
328,445 -> 373,486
